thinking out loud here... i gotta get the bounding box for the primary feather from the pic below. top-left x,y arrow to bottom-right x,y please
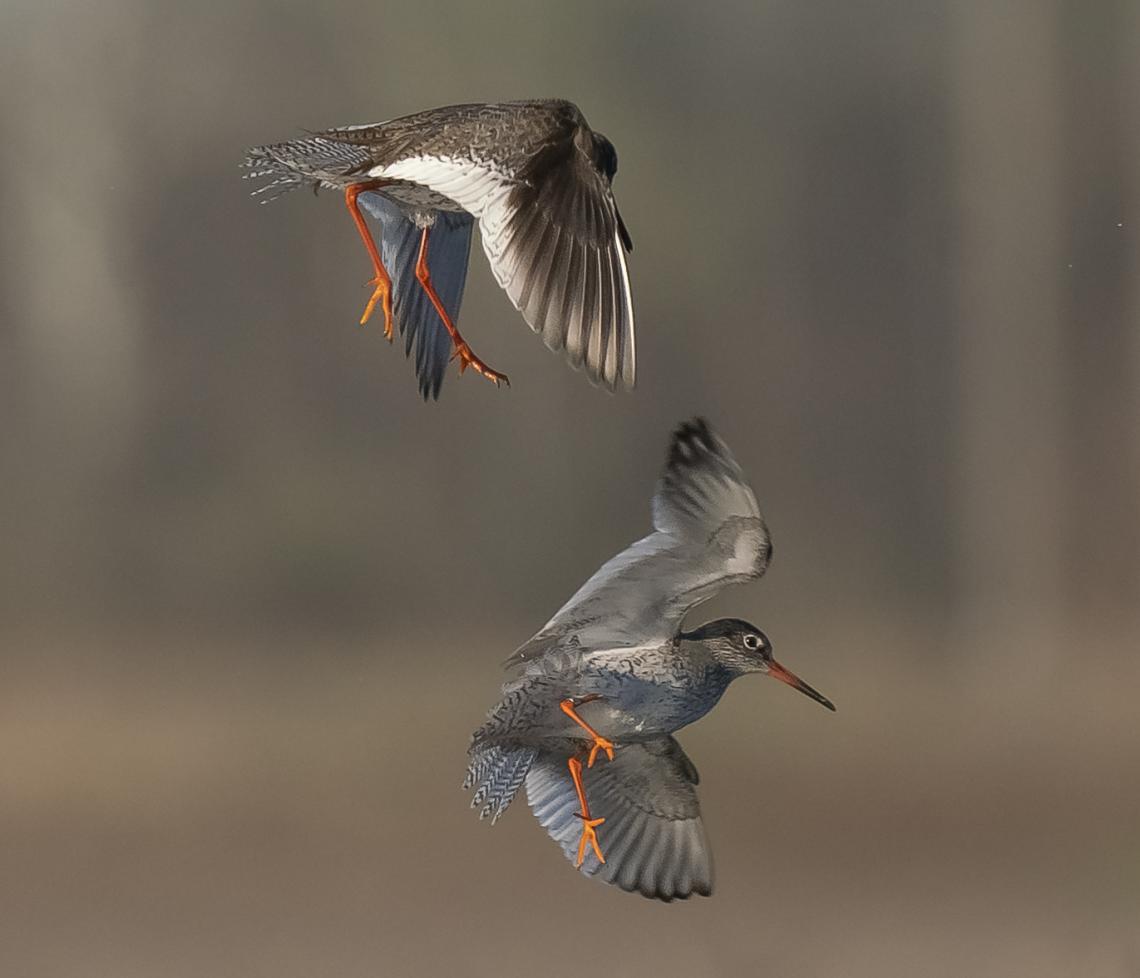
506,418 -> 771,671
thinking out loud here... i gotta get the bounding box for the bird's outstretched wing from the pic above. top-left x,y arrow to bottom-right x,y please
358,105 -> 635,391
507,418 -> 771,671
526,736 -> 712,901
358,194 -> 473,400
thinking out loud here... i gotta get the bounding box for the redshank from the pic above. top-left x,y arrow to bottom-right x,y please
244,99 -> 635,399
464,418 -> 835,900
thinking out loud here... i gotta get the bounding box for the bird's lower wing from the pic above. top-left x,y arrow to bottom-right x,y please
359,195 -> 473,399
525,736 -> 712,901
369,150 -> 634,391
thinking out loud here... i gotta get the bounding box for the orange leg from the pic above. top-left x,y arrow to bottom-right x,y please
414,226 -> 510,387
567,756 -> 605,867
343,181 -> 395,340
559,697 -> 615,768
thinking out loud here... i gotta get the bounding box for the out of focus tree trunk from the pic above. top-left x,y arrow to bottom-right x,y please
949,2 -> 1065,665
1125,3 -> 1140,642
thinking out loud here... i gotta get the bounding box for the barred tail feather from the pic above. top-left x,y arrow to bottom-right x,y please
242,136 -> 374,201
464,745 -> 538,823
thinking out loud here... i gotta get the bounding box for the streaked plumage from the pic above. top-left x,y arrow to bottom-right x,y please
244,99 -> 635,398
465,419 -> 836,901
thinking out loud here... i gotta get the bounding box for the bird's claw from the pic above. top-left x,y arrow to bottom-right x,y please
449,341 -> 509,387
587,736 -> 615,768
573,814 -> 606,867
359,277 -> 394,342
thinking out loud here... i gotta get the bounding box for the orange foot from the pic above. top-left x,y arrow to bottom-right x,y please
451,341 -> 510,387
567,756 -> 606,867
559,698 -> 615,768
586,734 -> 615,769
343,181 -> 395,342
359,276 -> 394,341
575,814 -> 606,867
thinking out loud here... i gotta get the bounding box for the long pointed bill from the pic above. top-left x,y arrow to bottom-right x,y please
767,661 -> 836,711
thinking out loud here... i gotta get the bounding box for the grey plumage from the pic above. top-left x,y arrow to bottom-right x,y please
243,99 -> 635,394
466,419 -> 835,901
504,417 -> 771,672
361,194 -> 472,400
526,737 -> 711,901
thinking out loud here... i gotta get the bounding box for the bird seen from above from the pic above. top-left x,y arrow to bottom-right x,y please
465,418 -> 835,901
244,99 -> 635,399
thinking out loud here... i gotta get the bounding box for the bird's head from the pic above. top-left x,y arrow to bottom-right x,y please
683,618 -> 836,711
591,132 -> 619,183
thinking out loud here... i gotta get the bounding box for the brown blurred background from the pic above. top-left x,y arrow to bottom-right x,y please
2,0 -> 1138,975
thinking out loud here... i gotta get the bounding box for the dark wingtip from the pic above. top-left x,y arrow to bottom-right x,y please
412,349 -> 446,401
667,416 -> 717,467
625,881 -> 713,902
676,416 -> 712,438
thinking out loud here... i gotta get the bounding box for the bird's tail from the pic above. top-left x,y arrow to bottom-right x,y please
463,744 -> 538,823
242,134 -> 373,202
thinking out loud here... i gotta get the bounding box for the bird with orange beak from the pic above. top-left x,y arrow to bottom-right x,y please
465,418 -> 835,900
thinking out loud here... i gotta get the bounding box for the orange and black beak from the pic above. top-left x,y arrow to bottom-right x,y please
767,661 -> 836,711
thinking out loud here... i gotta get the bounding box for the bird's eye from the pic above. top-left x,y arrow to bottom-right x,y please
743,634 -> 760,651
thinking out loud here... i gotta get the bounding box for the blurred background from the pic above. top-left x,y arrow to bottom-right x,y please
2,0 -> 1138,974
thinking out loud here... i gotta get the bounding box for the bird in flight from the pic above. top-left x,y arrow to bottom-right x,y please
244,99 -> 635,399
464,418 -> 835,900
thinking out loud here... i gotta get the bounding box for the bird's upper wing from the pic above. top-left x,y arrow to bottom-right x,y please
359,194 -> 473,399
507,418 -> 771,671
526,736 -> 712,901
356,110 -> 635,390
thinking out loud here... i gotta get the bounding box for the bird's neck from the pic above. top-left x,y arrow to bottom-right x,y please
675,637 -> 737,691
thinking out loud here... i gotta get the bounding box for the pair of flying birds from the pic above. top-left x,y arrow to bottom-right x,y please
245,99 -> 834,901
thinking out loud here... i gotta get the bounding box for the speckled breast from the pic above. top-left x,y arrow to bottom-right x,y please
575,659 -> 732,741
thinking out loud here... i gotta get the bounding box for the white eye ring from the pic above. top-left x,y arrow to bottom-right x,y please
743,634 -> 761,651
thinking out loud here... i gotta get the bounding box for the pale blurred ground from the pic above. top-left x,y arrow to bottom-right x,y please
2,0 -> 1139,975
